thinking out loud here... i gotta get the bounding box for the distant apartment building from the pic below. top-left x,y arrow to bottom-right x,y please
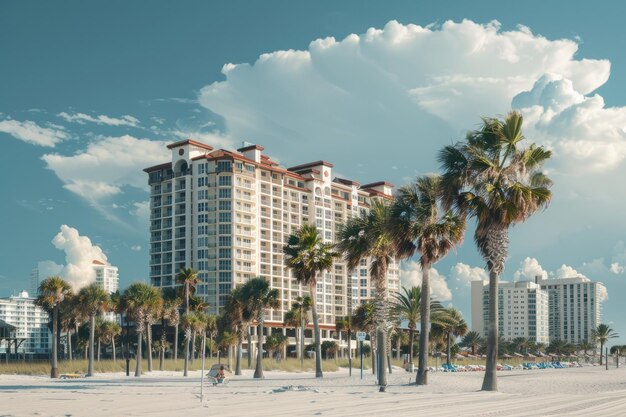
0,291 -> 50,355
536,276 -> 605,343
143,140 -> 400,339
92,260 -> 119,294
471,275 -> 606,344
471,280 -> 550,344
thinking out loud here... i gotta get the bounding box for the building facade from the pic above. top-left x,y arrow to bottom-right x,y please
92,260 -> 119,294
536,276 -> 605,343
471,280 -> 550,344
0,291 -> 50,355
144,140 -> 400,338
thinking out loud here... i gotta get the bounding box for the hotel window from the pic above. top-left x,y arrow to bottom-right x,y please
198,177 -> 208,187
360,269 -> 367,277
217,160 -> 232,172
218,212 -> 231,222
218,201 -> 231,210
218,175 -> 232,186
218,188 -> 232,199
218,236 -> 231,246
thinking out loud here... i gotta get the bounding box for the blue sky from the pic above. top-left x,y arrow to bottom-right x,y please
1,1 -> 625,344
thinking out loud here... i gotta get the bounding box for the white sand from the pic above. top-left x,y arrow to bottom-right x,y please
2,365 -> 626,416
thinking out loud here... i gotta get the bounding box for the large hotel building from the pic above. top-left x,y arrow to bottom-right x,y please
144,140 -> 400,337
471,276 -> 606,344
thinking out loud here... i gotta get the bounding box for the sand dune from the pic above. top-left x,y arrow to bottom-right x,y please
1,366 -> 626,416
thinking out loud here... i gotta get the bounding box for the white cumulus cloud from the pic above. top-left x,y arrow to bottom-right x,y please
554,264 -> 587,279
450,262 -> 488,286
0,119 -> 68,147
399,260 -> 452,301
51,225 -> 108,290
41,135 -> 168,221
513,257 -> 549,281
58,112 -> 140,127
609,262 -> 624,275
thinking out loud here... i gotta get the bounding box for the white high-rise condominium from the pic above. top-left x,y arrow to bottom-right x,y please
144,140 -> 400,339
92,260 -> 119,294
536,276 -> 605,343
471,280 -> 550,344
0,291 -> 50,355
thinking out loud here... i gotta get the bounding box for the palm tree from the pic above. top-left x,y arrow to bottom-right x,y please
284,224 -> 339,378
591,324 -> 619,365
284,295 -> 312,369
158,295 -> 180,370
36,276 -> 73,378
390,175 -> 466,386
436,308 -> 468,365
335,314 -> 354,374
77,283 -> 110,377
224,287 -> 247,375
238,277 -> 280,379
100,320 -> 122,361
177,267 -> 200,373
352,301 -> 376,374
438,111 -> 553,390
162,289 -> 181,362
121,283 -> 162,377
337,200 -> 398,391
461,331 -> 483,356
58,294 -> 81,361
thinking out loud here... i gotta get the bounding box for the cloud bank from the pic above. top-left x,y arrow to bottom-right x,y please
400,260 -> 452,301
58,112 -> 140,127
52,225 -> 107,290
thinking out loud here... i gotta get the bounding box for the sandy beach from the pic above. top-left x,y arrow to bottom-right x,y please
1,365 -> 626,416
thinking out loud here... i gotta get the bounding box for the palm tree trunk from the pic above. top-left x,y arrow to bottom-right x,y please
409,327 -> 415,363
88,315 -> 95,377
295,325 -> 300,360
371,331 -> 376,375
135,332 -> 142,377
376,328 -> 387,388
160,318 -> 165,371
446,332 -> 451,366
173,323 -> 178,361
51,306 -> 59,378
147,324 -> 153,372
481,268 -> 500,391
417,263 -> 431,385
191,331 -> 196,364
183,330 -> 190,377
309,282 -> 323,378
112,336 -> 116,362
600,342 -> 604,365
348,329 -> 352,374
97,337 -> 101,362
254,322 -> 264,378
235,338 -> 242,375
67,330 -> 73,362
247,328 -> 252,369
396,334 -> 402,361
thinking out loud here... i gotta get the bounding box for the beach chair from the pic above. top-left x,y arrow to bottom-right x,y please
206,364 -> 231,386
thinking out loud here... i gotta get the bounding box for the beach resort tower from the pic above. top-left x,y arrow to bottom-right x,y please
471,280 -> 550,345
92,260 -> 119,295
144,139 -> 400,353
0,291 -> 51,356
536,276 -> 606,343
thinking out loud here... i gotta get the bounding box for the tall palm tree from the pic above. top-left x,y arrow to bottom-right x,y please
177,267 -> 200,372
438,111 -> 552,391
436,308 -> 468,365
337,200 -> 398,391
591,324 -> 619,365
461,331 -> 483,356
162,289 -> 182,362
284,295 -> 312,368
224,287 -> 247,375
121,282 -> 162,377
77,283 -> 110,377
238,277 -> 280,379
390,175 -> 466,385
58,294 -> 80,361
36,276 -> 73,378
100,320 -> 122,361
335,314 -> 354,374
284,224 -> 339,378
352,301 -> 376,374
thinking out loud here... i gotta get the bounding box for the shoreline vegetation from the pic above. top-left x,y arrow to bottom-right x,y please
0,356 -> 608,376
